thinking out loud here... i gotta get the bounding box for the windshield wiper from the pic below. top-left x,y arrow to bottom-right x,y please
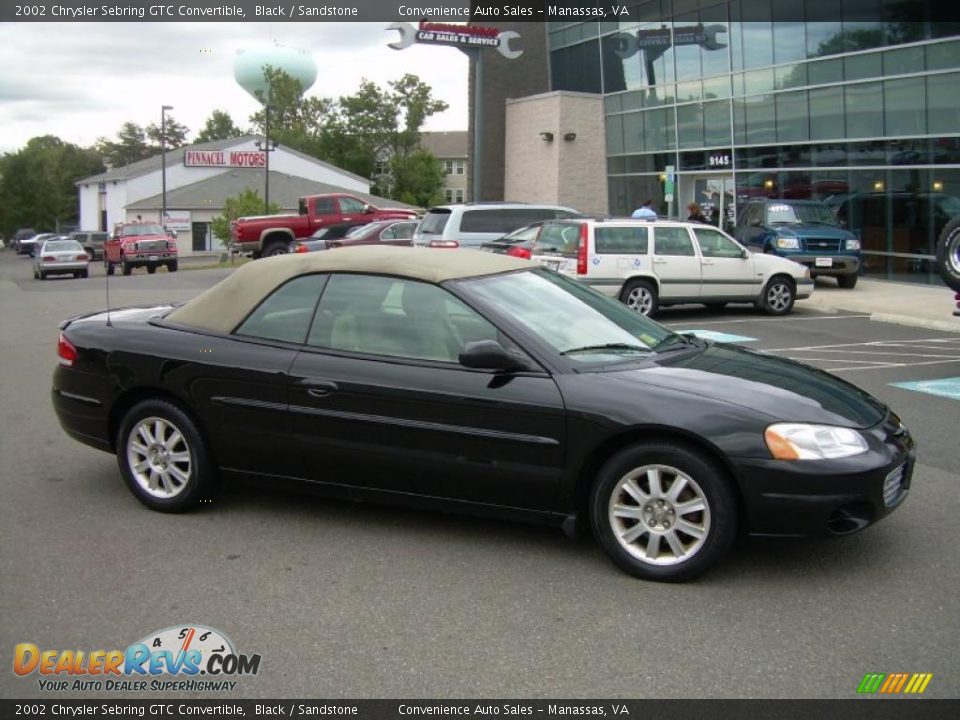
561,343 -> 652,356
654,334 -> 705,352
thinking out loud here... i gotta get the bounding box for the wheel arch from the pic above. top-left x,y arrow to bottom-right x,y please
108,386 -> 217,468
571,426 -> 745,532
619,273 -> 661,297
258,228 -> 295,250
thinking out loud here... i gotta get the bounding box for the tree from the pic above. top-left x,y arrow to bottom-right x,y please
210,188 -> 281,247
390,148 -> 445,208
195,109 -> 245,143
145,114 -> 190,150
96,122 -> 152,167
0,136 -> 104,234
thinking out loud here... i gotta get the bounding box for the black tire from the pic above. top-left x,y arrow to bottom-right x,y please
147,265 -> 157,274
263,241 -> 288,258
116,399 -> 218,513
757,275 -> 795,315
620,278 -> 659,317
167,260 -> 178,272
590,441 -> 738,582
837,273 -> 858,289
105,261 -> 115,276
38,270 -> 46,280
122,259 -> 132,276
80,269 -> 89,279
936,215 -> 960,292
73,272 -> 81,279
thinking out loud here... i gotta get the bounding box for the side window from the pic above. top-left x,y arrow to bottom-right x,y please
235,274 -> 328,343
307,275 -> 502,363
537,223 -> 580,255
595,226 -> 649,254
314,198 -> 335,215
653,227 -> 696,256
339,197 -> 367,214
694,228 -> 744,258
380,225 -> 396,240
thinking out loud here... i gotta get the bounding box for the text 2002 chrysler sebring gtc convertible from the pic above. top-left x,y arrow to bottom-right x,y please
52,247 -> 915,581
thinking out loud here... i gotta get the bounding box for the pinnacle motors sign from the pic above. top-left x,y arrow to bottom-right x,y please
184,150 -> 267,168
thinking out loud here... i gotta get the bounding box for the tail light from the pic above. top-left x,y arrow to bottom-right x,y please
576,223 -> 589,275
76,254 -> 89,261
57,333 -> 77,367
506,246 -> 531,259
429,240 -> 459,249
42,255 -> 56,262
293,243 -> 309,253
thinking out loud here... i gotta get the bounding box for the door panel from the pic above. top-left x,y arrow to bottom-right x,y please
651,226 -> 702,300
692,227 -> 760,299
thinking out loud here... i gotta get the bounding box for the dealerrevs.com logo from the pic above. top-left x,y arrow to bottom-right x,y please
14,625 -> 261,693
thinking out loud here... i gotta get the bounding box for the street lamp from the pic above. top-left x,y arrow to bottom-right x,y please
254,104 -> 277,214
161,105 -> 173,227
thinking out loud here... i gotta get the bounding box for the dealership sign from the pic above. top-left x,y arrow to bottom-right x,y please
387,21 -> 522,59
162,210 -> 191,232
184,150 -> 266,168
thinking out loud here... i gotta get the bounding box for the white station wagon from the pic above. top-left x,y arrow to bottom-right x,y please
527,218 -> 814,316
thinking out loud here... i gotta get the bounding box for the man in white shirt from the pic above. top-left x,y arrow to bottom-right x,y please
631,200 -> 657,219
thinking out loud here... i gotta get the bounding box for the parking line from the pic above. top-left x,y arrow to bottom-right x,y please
660,314 -> 872,327
820,358 -> 960,372
762,338 -> 960,352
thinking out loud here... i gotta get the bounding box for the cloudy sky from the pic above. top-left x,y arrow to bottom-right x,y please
0,22 -> 469,154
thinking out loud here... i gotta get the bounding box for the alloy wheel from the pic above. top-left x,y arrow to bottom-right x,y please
126,416 -> 192,499
766,282 -> 792,313
625,286 -> 654,315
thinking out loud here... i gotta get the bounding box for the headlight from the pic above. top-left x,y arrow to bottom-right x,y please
764,423 -> 869,460
845,238 -> 861,250
775,237 -> 800,249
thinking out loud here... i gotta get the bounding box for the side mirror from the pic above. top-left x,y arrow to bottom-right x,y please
363,204 -> 374,214
740,248 -> 749,259
459,340 -> 529,373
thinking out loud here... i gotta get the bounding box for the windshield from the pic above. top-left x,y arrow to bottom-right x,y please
418,210 -> 450,235
461,269 -> 675,364
766,203 -> 837,226
43,240 -> 83,252
120,224 -> 165,237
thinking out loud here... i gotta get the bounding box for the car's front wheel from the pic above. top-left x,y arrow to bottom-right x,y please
758,275 -> 795,315
117,399 -> 217,512
837,273 -> 858,289
590,441 -> 737,582
105,260 -> 115,276
621,279 -> 659,316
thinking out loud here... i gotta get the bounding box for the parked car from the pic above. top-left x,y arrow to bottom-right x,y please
12,228 -> 37,253
33,238 -> 90,279
480,222 -> 546,256
413,202 -> 579,249
69,231 -> 109,260
20,233 -> 59,257
104,222 -> 178,275
734,198 -> 862,288
325,220 -> 419,249
52,247 -> 914,582
526,218 -> 813,316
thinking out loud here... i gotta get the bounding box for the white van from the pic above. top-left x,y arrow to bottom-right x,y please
529,218 -> 814,316
412,202 -> 579,248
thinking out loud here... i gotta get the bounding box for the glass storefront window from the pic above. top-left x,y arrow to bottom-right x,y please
808,57 -> 843,85
775,63 -> 808,89
926,40 -> 960,71
809,86 -> 844,140
743,67 -> 774,95
773,21 -> 807,64
806,21 -> 843,58
844,52 -> 883,81
927,73 -> 960,134
676,80 -> 702,102
703,74 -> 732,99
677,104 -> 704,148
623,112 -> 643,153
883,45 -> 925,75
745,94 -> 776,144
643,108 -> 676,152
884,78 -> 926,136
703,100 -> 733,147
606,113 -> 625,154
776,90 -> 810,142
844,82 -> 884,137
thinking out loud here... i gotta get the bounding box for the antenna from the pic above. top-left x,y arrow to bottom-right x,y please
105,251 -> 113,328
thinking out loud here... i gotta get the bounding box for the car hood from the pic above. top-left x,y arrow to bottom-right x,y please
611,343 -> 886,428
122,233 -> 170,242
782,224 -> 853,239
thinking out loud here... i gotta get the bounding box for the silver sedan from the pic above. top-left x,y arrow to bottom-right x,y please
33,238 -> 90,279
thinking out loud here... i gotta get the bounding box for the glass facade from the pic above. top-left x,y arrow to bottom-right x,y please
548,0 -> 960,284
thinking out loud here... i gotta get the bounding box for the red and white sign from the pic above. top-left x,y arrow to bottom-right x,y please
184,150 -> 267,168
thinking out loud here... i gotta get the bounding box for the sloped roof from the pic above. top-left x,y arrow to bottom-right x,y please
420,131 -> 468,159
77,136 -> 367,185
125,170 -> 418,212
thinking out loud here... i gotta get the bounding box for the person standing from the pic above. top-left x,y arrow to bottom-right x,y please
687,203 -> 707,223
631,199 -> 658,219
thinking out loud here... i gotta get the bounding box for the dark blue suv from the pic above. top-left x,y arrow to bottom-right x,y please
735,199 -> 861,288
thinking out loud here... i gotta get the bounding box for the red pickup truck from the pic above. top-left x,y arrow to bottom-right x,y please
230,193 -> 418,258
104,222 -> 178,276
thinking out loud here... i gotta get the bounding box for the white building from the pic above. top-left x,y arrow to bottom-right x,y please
77,136 -> 410,255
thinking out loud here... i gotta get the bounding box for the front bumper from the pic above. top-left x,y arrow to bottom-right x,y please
732,414 -> 915,537
124,252 -> 176,265
782,253 -> 861,276
39,261 -> 88,273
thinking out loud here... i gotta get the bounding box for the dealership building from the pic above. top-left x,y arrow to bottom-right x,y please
472,3 -> 960,284
77,136 -> 407,255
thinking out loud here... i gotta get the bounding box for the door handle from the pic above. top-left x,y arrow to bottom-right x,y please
653,258 -> 668,264
300,379 -> 338,397
701,259 -> 714,265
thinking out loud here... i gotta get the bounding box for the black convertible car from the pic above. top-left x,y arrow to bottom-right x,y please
52,247 -> 915,581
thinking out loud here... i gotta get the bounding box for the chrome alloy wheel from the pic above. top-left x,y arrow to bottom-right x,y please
126,416 -> 192,499
625,286 -> 654,315
765,281 -> 792,313
608,464 -> 711,566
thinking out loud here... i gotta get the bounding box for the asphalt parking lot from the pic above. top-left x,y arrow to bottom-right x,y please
1,250 -> 958,700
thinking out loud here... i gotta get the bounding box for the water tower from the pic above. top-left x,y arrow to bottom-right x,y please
234,44 -> 317,214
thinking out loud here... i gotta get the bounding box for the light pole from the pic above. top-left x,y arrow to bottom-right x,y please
254,104 -> 277,214
161,105 -> 173,227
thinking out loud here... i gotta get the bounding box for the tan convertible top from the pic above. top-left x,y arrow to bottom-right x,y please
166,245 -> 533,334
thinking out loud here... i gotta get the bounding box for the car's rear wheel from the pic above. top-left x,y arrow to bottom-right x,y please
621,279 -> 659,317
837,273 -> 858,289
758,275 -> 795,315
936,215 -> 960,292
167,260 -> 178,272
117,399 -> 217,513
263,241 -> 288,258
147,265 -> 156,274
122,260 -> 132,276
590,441 -> 737,582
80,269 -> 89,279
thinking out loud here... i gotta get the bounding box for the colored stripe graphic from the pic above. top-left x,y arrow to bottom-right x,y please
857,673 -> 932,694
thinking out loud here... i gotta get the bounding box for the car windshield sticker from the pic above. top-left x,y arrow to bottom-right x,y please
769,204 -> 791,212
890,377 -> 960,401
